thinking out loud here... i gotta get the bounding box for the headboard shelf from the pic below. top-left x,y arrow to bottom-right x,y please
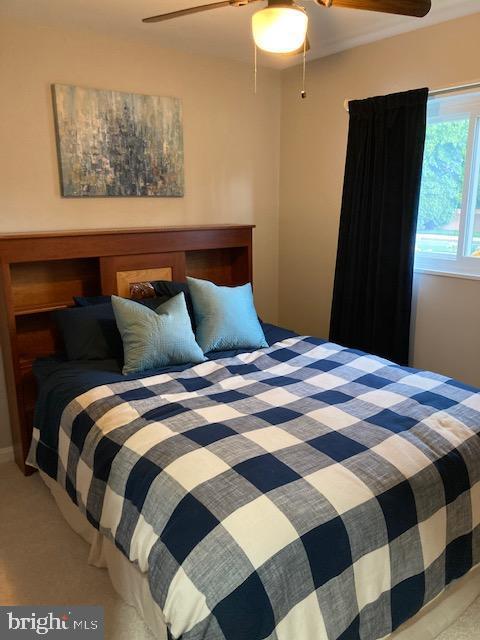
0,225 -> 254,474
14,302 -> 75,316
10,258 -> 100,312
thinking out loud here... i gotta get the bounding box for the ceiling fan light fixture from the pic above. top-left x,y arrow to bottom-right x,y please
252,4 -> 308,54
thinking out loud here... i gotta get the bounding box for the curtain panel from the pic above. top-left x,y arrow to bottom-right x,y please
330,88 -> 428,365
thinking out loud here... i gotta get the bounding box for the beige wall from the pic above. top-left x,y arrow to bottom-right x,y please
0,19 -> 281,448
411,272 -> 480,384
280,13 -> 480,386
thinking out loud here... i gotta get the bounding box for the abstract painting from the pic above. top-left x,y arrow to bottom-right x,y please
52,84 -> 184,197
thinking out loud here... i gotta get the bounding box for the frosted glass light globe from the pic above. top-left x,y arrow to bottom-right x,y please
252,6 -> 308,54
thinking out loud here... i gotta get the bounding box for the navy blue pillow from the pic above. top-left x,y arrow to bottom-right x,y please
73,295 -> 168,309
73,295 -> 111,306
152,280 -> 189,298
153,281 -> 195,328
53,303 -> 123,361
55,297 -> 170,361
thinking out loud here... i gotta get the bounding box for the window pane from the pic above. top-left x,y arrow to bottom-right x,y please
472,182 -> 480,256
468,127 -> 480,257
416,117 -> 469,256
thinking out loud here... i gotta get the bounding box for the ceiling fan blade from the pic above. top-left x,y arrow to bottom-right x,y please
317,0 -> 431,18
143,1 -> 232,23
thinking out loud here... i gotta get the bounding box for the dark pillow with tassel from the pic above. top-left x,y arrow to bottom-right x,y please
152,280 -> 195,329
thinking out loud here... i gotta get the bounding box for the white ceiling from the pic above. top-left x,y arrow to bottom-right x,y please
2,0 -> 479,68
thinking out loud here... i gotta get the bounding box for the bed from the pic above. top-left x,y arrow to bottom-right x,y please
1,227 -> 479,640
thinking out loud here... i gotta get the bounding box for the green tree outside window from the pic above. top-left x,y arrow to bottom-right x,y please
418,118 -> 469,232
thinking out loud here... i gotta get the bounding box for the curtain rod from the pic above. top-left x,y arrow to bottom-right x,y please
343,80 -> 480,112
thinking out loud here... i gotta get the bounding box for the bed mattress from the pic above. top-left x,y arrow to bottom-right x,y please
29,327 -> 480,640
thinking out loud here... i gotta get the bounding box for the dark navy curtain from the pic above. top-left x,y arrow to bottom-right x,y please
329,88 -> 428,365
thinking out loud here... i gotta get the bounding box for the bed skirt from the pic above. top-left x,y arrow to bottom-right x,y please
40,471 -> 480,640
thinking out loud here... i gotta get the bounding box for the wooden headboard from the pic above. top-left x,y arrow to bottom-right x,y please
0,225 -> 254,474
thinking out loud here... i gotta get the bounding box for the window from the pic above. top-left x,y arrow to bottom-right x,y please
415,90 -> 480,277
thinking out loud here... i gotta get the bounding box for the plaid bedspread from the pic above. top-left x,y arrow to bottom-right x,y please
30,336 -> 480,640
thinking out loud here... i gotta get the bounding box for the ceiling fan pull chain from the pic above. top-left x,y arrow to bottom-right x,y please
301,37 -> 307,99
254,43 -> 258,95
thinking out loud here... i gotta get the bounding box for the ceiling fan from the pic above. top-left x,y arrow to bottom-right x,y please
142,0 -> 432,55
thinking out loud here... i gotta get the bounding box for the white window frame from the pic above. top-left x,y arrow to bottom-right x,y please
414,90 -> 480,278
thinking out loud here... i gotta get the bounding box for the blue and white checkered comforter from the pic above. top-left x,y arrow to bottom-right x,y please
30,336 -> 480,639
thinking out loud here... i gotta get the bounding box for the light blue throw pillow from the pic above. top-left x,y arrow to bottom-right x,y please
112,293 -> 205,375
187,277 -> 268,353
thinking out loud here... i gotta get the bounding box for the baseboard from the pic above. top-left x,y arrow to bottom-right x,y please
0,446 -> 14,464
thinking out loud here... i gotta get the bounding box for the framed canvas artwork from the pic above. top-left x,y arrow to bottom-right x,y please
52,84 -> 184,197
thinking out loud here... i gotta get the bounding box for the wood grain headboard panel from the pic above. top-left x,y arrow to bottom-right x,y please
0,225 -> 254,474
100,252 -> 186,296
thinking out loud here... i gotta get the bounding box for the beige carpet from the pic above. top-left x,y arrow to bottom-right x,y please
0,461 -> 155,639
0,461 -> 478,639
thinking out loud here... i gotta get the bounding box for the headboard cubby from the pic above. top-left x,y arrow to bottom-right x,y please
0,225 -> 254,474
